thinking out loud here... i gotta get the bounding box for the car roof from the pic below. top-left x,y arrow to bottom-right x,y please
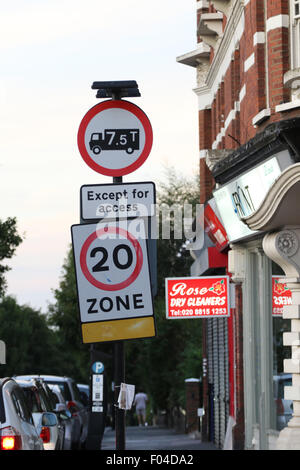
14,378 -> 37,388
39,375 -> 74,382
0,377 -> 18,391
15,374 -> 73,382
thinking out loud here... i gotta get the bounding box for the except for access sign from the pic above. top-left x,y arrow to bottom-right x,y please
77,100 -> 153,177
80,182 -> 155,220
165,276 -> 230,319
71,219 -> 155,343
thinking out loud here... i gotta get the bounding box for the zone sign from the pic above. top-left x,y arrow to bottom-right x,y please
77,100 -> 153,177
71,219 -> 155,343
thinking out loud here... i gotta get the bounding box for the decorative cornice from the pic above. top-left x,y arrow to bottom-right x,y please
198,13 -> 224,49
176,43 -> 210,68
263,228 -> 300,278
211,0 -> 233,17
243,163 -> 300,232
204,0 -> 245,95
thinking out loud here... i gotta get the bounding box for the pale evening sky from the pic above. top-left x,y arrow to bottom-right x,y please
0,0 -> 199,312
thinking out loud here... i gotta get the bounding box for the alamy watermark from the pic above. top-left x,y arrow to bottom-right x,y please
94,199 -> 205,251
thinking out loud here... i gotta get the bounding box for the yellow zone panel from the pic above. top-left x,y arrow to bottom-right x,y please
81,316 -> 156,343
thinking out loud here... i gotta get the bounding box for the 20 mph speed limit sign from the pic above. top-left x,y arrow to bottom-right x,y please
71,219 -> 155,343
77,100 -> 153,177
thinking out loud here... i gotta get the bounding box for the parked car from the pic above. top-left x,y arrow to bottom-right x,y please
15,378 -> 63,450
48,384 -> 77,450
17,375 -> 88,449
77,383 -> 89,408
33,377 -> 72,450
0,378 -> 44,450
273,373 -> 293,430
40,376 -> 88,449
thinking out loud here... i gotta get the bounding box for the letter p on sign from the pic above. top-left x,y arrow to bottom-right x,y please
92,362 -> 104,374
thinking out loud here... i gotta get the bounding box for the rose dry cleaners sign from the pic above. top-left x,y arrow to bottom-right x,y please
272,276 -> 292,316
165,276 -> 230,319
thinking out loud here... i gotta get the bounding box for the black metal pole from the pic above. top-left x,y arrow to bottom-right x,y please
113,170 -> 126,450
113,340 -> 125,450
89,81 -> 140,451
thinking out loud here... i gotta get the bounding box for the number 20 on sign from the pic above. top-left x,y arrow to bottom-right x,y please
71,219 -> 156,343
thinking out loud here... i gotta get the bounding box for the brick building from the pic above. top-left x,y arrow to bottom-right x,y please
178,0 -> 300,449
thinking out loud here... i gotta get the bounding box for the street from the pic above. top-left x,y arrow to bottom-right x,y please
101,425 -> 218,451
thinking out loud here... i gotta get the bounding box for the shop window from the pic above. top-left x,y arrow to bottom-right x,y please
295,0 -> 300,18
272,261 -> 290,374
291,0 -> 300,69
271,262 -> 292,430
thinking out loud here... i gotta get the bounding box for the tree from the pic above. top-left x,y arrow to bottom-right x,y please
0,217 -> 23,297
47,249 -> 91,382
0,296 -> 61,377
47,168 -> 202,418
47,249 -> 113,383
125,168 -> 202,417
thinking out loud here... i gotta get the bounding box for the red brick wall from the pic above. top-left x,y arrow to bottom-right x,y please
195,1 -> 297,449
199,157 -> 215,204
198,106 -> 214,204
198,0 -> 296,154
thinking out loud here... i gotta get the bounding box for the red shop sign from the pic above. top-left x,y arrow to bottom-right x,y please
204,203 -> 228,252
272,276 -> 292,316
165,276 -> 230,319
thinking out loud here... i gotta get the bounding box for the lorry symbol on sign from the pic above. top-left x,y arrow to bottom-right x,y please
89,128 -> 140,155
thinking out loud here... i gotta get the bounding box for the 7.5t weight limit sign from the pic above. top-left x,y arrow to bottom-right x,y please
77,100 -> 153,177
71,219 -> 155,343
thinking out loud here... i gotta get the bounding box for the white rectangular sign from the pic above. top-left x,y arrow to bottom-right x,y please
92,374 -> 103,402
213,154 -> 283,242
80,182 -> 155,220
71,219 -> 154,324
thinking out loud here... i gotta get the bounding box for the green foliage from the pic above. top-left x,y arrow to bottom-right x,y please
47,249 -> 91,382
125,168 -> 202,413
0,296 -> 61,377
155,168 -> 200,297
45,168 -> 202,413
0,217 -> 23,297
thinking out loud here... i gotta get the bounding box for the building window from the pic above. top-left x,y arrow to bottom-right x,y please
291,0 -> 300,68
294,0 -> 300,18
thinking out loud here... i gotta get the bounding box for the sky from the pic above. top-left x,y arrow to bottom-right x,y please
0,0 -> 199,313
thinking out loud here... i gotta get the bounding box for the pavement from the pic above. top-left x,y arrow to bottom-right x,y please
101,425 -> 218,451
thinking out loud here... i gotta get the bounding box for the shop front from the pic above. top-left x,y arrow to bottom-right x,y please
211,117 -> 300,449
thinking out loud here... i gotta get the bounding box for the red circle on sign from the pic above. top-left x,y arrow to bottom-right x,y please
79,226 -> 143,291
77,100 -> 153,177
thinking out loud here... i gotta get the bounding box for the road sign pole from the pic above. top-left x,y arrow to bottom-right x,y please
114,340 -> 125,450
76,81 -> 154,451
113,167 -> 126,450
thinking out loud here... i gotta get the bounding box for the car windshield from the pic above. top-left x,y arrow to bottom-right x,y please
44,381 -> 71,401
22,387 -> 44,413
71,382 -> 82,402
38,386 -> 53,411
43,383 -> 57,410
